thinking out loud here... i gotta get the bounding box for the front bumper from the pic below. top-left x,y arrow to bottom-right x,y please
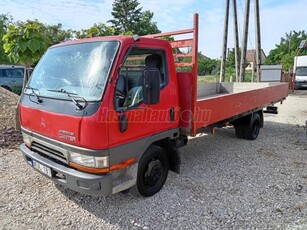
20,143 -> 113,196
295,81 -> 307,89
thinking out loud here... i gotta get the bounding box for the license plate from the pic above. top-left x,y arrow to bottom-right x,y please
33,160 -> 52,177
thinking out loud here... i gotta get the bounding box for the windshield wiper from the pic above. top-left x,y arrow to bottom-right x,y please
47,88 -> 87,110
25,86 -> 43,104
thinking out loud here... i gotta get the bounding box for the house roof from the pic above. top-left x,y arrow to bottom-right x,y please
246,49 -> 266,62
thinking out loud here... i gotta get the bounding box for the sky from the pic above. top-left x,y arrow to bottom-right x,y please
1,0 -> 306,59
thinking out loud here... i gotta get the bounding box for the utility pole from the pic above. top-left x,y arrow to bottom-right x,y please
289,30 -> 292,53
239,0 -> 250,82
232,0 -> 240,82
254,0 -> 262,82
220,0 -> 240,82
221,0 -> 261,82
220,0 -> 230,82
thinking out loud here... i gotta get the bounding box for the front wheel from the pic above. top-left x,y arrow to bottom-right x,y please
134,145 -> 169,197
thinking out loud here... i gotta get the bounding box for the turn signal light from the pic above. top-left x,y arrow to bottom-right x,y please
69,157 -> 136,174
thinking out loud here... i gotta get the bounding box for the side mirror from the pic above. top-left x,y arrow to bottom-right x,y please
115,75 -> 127,108
142,68 -> 160,105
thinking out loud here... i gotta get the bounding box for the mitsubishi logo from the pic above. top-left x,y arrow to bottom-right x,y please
41,118 -> 46,128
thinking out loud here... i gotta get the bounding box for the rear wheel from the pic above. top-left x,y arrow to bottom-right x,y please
134,145 -> 169,197
243,113 -> 261,140
234,125 -> 245,138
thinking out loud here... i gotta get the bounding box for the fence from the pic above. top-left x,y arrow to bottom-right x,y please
281,73 -> 295,91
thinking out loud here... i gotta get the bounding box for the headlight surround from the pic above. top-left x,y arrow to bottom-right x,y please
70,152 -> 109,168
22,133 -> 31,147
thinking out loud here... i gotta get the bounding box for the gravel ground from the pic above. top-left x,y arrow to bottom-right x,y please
0,88 -> 19,130
0,91 -> 307,230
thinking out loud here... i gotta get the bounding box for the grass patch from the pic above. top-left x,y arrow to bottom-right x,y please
198,75 -> 218,83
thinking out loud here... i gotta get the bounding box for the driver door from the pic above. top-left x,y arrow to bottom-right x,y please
108,46 -> 178,150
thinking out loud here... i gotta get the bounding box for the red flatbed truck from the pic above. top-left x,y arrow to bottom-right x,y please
19,14 -> 288,197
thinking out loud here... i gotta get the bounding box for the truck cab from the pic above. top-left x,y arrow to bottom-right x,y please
20,36 -> 180,196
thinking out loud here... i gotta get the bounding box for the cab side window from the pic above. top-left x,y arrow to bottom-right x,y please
115,48 -> 168,110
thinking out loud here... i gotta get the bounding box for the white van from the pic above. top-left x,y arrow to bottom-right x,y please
294,56 -> 307,89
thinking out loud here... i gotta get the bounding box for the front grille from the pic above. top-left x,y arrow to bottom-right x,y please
31,142 -> 68,165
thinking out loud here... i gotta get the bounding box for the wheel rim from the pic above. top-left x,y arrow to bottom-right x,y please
143,158 -> 163,187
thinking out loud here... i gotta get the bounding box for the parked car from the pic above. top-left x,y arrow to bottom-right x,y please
0,65 -> 25,95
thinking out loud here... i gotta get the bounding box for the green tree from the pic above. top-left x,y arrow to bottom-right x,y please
226,49 -> 236,68
198,54 -> 220,75
135,11 -> 160,35
3,20 -> 50,67
225,66 -> 235,78
75,23 -> 115,39
0,14 -> 13,64
109,0 -> 142,34
46,23 -> 73,45
266,30 -> 307,70
109,0 -> 160,35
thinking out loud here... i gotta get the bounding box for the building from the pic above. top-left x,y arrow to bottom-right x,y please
245,49 -> 266,71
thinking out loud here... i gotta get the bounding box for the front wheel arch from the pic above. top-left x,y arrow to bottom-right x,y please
134,145 -> 169,197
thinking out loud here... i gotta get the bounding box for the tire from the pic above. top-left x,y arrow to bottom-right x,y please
243,113 -> 261,140
234,125 -> 245,138
134,145 -> 169,197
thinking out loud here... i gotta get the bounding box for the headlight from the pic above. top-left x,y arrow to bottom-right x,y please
70,152 -> 109,168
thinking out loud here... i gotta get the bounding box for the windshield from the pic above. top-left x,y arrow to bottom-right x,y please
26,41 -> 119,101
296,67 -> 307,76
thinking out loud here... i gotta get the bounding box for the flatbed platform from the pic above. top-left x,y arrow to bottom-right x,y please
197,82 -> 283,100
178,79 -> 289,136
193,82 -> 289,134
